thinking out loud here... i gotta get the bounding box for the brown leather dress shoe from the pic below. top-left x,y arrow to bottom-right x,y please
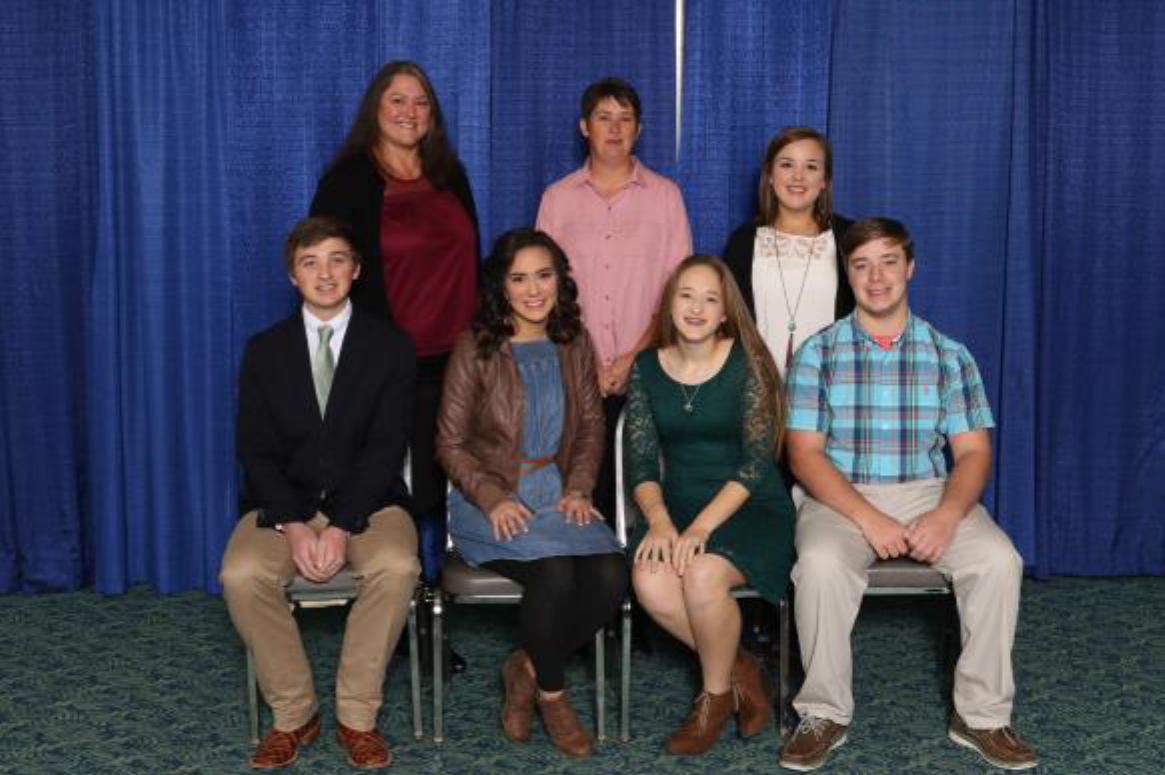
501,649 -> 537,743
250,713 -> 320,769
335,721 -> 392,769
732,648 -> 773,737
537,691 -> 595,757
948,713 -> 1038,770
665,690 -> 735,755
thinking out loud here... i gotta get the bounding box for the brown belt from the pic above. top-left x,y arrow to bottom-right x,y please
519,456 -> 554,475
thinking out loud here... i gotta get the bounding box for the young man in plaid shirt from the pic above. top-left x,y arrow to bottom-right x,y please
778,218 -> 1037,772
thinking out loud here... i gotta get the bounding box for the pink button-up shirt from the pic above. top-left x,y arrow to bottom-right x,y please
536,158 -> 692,365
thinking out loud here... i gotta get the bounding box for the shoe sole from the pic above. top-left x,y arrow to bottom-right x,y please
948,728 -> 1037,771
778,732 -> 847,772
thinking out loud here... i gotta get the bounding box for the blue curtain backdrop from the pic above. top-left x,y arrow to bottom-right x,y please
1,0 -> 1163,592
488,0 -> 678,231
679,0 -> 833,254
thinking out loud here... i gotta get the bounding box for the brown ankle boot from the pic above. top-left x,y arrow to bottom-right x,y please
664,690 -> 735,755
537,691 -> 594,757
731,648 -> 772,737
501,649 -> 537,743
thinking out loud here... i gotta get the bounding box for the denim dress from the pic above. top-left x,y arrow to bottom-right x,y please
448,340 -> 621,565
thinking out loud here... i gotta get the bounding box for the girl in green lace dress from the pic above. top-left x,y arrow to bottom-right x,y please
626,255 -> 795,755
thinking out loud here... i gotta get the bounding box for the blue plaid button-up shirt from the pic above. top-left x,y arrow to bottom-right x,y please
786,312 -> 994,484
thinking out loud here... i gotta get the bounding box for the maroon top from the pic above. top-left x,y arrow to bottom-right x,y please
378,176 -> 477,356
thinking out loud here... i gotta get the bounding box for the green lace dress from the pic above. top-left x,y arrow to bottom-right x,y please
625,341 -> 795,602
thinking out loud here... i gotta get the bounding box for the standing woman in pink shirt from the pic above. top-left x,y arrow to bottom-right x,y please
311,61 -> 479,590
536,77 -> 693,525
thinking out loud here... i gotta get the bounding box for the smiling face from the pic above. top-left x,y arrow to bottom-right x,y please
377,73 -> 432,152
670,264 -> 727,345
504,246 -> 559,340
580,96 -> 640,166
846,237 -> 914,330
289,237 -> 360,320
770,137 -> 828,218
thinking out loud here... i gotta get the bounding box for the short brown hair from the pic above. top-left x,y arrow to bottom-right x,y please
284,216 -> 360,272
840,217 -> 914,264
581,77 -> 642,124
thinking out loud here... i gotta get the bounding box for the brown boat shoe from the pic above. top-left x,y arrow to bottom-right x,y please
778,715 -> 848,771
949,713 -> 1038,770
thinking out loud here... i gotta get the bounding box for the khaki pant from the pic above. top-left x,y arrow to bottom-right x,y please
791,479 -> 1023,728
220,507 -> 420,731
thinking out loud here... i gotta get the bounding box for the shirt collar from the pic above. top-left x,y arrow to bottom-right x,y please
848,310 -> 915,350
574,156 -> 647,189
302,299 -> 353,335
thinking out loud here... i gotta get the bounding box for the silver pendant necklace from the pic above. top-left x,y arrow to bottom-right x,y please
679,382 -> 702,414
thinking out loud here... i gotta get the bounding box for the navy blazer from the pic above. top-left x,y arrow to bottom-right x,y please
236,307 -> 416,534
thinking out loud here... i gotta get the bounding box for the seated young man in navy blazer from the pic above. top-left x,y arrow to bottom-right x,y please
221,216 -> 420,770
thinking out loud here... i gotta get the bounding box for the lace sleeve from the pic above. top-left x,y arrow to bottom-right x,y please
624,360 -> 663,489
735,360 -> 776,491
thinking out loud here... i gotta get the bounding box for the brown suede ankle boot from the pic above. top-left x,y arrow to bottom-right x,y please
537,691 -> 594,757
501,649 -> 537,743
731,647 -> 772,737
664,690 -> 735,755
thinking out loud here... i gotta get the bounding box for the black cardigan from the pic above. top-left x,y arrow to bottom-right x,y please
309,153 -> 481,326
721,215 -> 856,321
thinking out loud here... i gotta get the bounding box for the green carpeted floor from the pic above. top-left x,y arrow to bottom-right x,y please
1,577 -> 1163,774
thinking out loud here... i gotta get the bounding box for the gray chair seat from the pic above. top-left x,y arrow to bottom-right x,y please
440,556 -> 523,599
866,557 -> 951,594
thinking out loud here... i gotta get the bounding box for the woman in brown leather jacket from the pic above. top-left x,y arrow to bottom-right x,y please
436,228 -> 627,757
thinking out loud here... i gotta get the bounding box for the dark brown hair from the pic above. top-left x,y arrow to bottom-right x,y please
580,77 -> 642,124
472,228 -> 583,357
840,217 -> 914,264
284,216 -> 360,272
327,61 -> 459,188
757,127 -> 834,232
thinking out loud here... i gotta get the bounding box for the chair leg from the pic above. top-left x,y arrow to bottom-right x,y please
408,593 -> 423,741
432,590 -> 445,744
778,596 -> 791,736
620,598 -> 632,742
594,630 -> 606,743
246,646 -> 259,744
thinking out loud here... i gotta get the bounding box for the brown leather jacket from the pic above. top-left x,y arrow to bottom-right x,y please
437,330 -> 605,515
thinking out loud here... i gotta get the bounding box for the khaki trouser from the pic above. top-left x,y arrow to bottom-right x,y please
220,507 -> 420,731
791,479 -> 1023,729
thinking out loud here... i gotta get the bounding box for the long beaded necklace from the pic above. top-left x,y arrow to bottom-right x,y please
773,232 -> 820,368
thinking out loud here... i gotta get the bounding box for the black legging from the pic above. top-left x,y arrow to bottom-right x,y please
484,553 -> 627,692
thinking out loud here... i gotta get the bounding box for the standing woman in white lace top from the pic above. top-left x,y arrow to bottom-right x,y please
722,127 -> 855,376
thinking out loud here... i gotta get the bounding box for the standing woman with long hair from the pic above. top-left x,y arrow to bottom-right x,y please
311,61 -> 479,582
722,127 -> 854,375
437,229 -> 626,758
626,256 -> 796,755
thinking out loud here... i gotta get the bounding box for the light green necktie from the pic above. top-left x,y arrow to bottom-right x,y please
313,325 -> 335,415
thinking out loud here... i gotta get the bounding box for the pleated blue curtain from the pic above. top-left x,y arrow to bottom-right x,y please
2,1 -> 1164,592
1034,1 -> 1165,574
678,0 -> 833,252
0,1 -> 95,591
86,0 -> 236,592
828,0 -> 1037,559
488,0 -> 679,236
